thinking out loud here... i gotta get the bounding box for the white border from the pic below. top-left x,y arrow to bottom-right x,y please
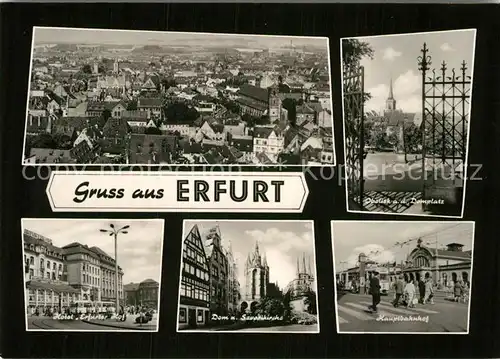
22,26 -> 336,168
340,29 -> 477,218
44,170 -> 310,213
176,219 -> 320,334
21,217 -> 165,333
330,220 -> 475,335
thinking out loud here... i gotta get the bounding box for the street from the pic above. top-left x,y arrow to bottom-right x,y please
27,316 -> 125,331
336,292 -> 469,333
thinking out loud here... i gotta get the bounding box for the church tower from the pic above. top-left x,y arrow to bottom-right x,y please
385,77 -> 396,111
113,58 -> 119,74
243,242 -> 270,301
93,62 -> 99,75
268,85 -> 282,123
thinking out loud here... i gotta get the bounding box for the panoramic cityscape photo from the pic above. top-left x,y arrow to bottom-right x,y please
23,27 -> 334,167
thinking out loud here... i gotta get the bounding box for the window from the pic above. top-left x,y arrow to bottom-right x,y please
180,284 -> 186,296
30,256 -> 34,265
46,272 -> 50,278
197,309 -> 204,323
178,308 -> 187,323
189,266 -> 195,275
29,269 -> 34,277
47,261 -> 50,269
53,262 -> 56,270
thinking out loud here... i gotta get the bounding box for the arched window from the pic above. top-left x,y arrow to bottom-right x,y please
413,255 -> 430,268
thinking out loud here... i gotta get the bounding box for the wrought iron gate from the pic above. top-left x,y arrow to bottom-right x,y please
417,43 -> 471,213
343,65 -> 365,209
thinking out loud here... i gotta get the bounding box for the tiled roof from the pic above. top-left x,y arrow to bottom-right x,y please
138,97 -> 163,108
236,96 -> 268,112
28,148 -> 74,164
53,116 -> 89,132
122,110 -> 148,119
128,134 -> 178,164
103,117 -> 130,138
238,84 -> 269,103
24,232 -> 64,255
231,135 -> 253,152
253,127 -> 274,139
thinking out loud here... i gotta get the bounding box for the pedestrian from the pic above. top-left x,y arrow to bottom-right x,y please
368,271 -> 381,313
392,275 -> 404,307
404,280 -> 417,308
418,277 -> 425,304
423,273 -> 434,304
454,279 -> 463,302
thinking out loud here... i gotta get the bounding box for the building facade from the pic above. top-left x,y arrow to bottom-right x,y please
403,239 -> 472,288
224,240 -> 241,315
63,242 -> 124,304
203,225 -> 229,317
124,279 -> 159,309
178,224 -> 211,330
23,230 -> 80,315
240,242 -> 270,313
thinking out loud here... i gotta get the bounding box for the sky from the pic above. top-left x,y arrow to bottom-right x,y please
348,29 -> 476,114
331,222 -> 474,273
23,219 -> 164,284
184,220 -> 315,291
33,27 -> 328,49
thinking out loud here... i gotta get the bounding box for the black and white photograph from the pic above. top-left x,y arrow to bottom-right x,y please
177,220 -> 319,333
22,218 -> 164,332
23,27 -> 334,167
332,221 -> 474,334
342,29 -> 476,217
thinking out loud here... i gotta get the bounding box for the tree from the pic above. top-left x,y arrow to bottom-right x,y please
242,113 -> 256,128
282,291 -> 294,322
161,78 -> 176,91
403,122 -> 422,159
282,98 -> 297,125
81,64 -> 92,74
144,127 -> 162,135
29,133 -> 57,149
303,290 -> 317,315
53,133 -> 73,150
342,39 -> 375,69
342,39 -> 375,103
127,100 -> 138,111
164,102 -> 199,124
256,297 -> 285,317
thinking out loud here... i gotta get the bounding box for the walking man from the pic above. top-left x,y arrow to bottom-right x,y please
368,271 -> 381,313
393,275 -> 404,307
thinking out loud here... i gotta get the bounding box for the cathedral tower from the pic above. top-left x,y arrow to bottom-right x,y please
243,241 -> 270,301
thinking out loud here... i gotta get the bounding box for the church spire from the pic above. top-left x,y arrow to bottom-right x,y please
296,257 -> 300,276
302,253 -> 307,274
388,76 -> 394,100
263,252 -> 268,267
385,76 -> 396,111
255,241 -> 260,255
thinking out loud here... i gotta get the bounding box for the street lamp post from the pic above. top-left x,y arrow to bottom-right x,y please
100,224 -> 130,314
